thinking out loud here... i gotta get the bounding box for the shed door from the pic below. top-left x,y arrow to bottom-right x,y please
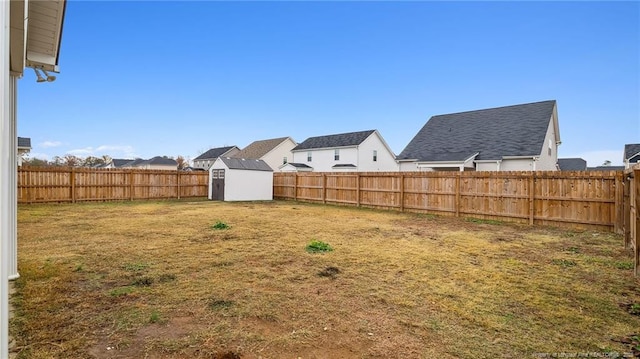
211,169 -> 225,201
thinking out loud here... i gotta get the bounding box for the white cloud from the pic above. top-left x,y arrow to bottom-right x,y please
564,150 -> 623,167
66,145 -> 137,159
67,147 -> 94,156
40,141 -> 62,148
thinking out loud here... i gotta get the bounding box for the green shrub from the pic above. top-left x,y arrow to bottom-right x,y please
306,240 -> 333,253
211,221 -> 230,230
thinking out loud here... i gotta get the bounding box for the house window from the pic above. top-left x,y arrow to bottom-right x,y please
307,152 -> 312,162
373,150 -> 378,162
334,149 -> 340,161
283,156 -> 288,165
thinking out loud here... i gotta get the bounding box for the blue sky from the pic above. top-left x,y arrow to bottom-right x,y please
18,1 -> 639,166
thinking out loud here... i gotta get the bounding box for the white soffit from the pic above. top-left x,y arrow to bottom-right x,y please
25,0 -> 66,72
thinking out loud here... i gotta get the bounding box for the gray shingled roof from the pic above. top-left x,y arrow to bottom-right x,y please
332,164 -> 357,168
145,156 -> 178,166
624,144 -> 640,163
557,158 -> 587,171
112,159 -> 134,167
219,157 -> 273,171
194,146 -> 239,160
398,100 -> 557,162
292,130 -> 375,151
233,137 -> 291,159
284,163 -> 312,169
17,137 -> 31,148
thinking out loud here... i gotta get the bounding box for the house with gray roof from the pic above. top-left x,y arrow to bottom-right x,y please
17,137 -> 31,166
193,146 -> 240,171
557,158 -> 587,171
232,137 -> 296,172
397,100 -> 561,172
624,144 -> 640,169
120,156 -> 178,171
287,129 -> 398,172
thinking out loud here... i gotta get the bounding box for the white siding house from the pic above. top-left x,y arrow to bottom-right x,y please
193,146 -> 240,171
232,137 -> 296,172
397,100 -> 561,172
209,157 -> 273,201
287,130 -> 397,172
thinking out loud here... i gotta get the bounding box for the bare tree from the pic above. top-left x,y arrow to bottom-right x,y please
175,155 -> 189,170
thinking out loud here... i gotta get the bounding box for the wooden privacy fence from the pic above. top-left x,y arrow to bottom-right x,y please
18,167 -> 209,203
274,171 -> 624,232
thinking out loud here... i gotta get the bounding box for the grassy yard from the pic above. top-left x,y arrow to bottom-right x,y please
11,200 -> 640,359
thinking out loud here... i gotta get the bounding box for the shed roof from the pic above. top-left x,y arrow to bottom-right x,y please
398,100 -> 558,162
293,130 -> 375,151
219,157 -> 273,172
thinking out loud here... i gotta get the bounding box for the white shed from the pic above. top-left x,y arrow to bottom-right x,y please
208,157 -> 273,201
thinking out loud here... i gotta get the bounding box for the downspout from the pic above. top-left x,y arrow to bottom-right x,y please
1,1 -> 11,356
532,157 -> 539,171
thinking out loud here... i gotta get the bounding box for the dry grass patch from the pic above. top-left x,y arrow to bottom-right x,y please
11,200 -> 640,358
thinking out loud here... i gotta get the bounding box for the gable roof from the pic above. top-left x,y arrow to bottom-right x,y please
624,144 -> 640,163
194,146 -> 239,160
17,137 -> 31,149
233,137 -> 292,159
588,166 -> 625,171
144,156 -> 178,166
219,157 -> 273,172
557,158 -> 587,171
111,159 -> 134,167
398,100 -> 558,162
292,130 -> 375,151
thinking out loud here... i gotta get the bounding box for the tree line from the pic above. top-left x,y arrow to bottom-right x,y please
22,155 -> 190,169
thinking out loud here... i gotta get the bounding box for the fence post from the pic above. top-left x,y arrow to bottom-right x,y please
356,173 -> 361,207
129,170 -> 134,201
322,174 -> 326,204
634,167 -> 640,277
399,174 -> 404,212
455,173 -> 461,217
177,171 -> 181,200
70,167 -> 76,203
294,173 -> 298,201
614,172 -> 623,234
529,172 -> 535,225
624,171 -> 631,248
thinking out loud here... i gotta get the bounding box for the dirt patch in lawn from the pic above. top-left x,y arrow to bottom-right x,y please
12,200 -> 640,358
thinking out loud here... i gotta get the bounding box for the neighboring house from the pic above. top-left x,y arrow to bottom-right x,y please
209,157 -> 273,201
397,100 -> 561,172
17,137 -> 31,166
624,144 -> 640,169
193,146 -> 240,171
287,130 -> 398,172
280,162 -> 313,172
101,158 -> 135,169
557,158 -> 587,171
136,156 -> 178,171
121,156 -> 178,171
232,137 -> 297,172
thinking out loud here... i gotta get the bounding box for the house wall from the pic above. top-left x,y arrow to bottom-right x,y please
398,161 -> 419,172
292,147 -> 359,172
536,117 -> 559,171
498,158 -> 535,171
260,138 -> 296,171
357,133 -> 399,172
